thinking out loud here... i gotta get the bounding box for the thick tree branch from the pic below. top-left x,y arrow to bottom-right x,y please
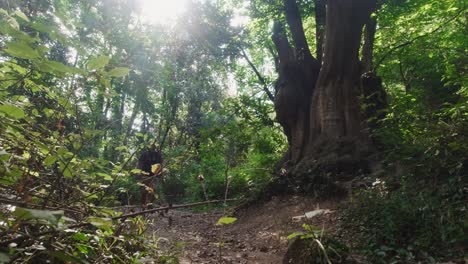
272,21 -> 294,64
283,0 -> 315,62
240,48 -> 275,102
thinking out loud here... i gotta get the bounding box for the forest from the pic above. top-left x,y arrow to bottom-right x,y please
0,0 -> 466,263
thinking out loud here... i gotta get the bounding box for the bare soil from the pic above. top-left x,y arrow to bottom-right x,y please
146,195 -> 342,264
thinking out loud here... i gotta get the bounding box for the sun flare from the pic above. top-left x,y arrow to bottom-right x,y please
138,0 -> 187,25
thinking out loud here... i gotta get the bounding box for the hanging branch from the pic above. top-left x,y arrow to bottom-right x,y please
272,21 -> 294,64
240,48 -> 275,102
283,0 -> 314,60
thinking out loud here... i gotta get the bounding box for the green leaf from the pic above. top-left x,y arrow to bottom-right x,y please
73,142 -> 81,150
87,217 -> 113,231
4,41 -> 39,59
216,216 -> 237,225
130,169 -> 143,174
7,17 -> 19,30
43,156 -> 57,166
63,168 -> 73,178
72,233 -> 88,242
107,67 -> 130,77
87,55 -> 110,70
13,10 -> 29,22
76,244 -> 90,254
0,104 -> 25,119
115,146 -> 127,151
287,232 -> 304,240
41,60 -> 85,75
302,223 -> 321,232
13,208 -> 64,225
0,252 -> 10,263
96,172 -> 112,181
30,21 -> 54,34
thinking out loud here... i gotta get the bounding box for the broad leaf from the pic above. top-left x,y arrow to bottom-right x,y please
87,55 -> 110,70
107,67 -> 130,77
0,104 -> 25,119
13,208 -> 64,225
5,41 -> 39,59
41,60 -> 84,75
13,10 -> 29,22
43,156 -> 57,166
87,217 -> 113,232
96,172 -> 113,181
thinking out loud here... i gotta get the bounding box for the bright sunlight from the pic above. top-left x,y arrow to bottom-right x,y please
138,0 -> 188,25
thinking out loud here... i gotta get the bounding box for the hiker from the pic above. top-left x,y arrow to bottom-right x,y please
137,144 -> 163,209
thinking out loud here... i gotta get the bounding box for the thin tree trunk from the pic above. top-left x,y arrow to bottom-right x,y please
160,100 -> 178,149
361,15 -> 387,134
362,16 -> 377,72
315,0 -> 326,63
123,100 -> 140,145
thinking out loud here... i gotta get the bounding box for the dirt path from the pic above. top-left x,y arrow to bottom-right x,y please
146,195 -> 341,263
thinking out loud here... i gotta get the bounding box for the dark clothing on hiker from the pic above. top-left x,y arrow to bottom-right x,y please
138,149 -> 163,207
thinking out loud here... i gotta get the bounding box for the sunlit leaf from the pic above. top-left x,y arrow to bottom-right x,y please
43,156 -> 57,166
87,55 -> 110,70
151,164 -> 161,174
97,172 -> 112,181
107,67 -> 130,77
287,232 -> 304,240
41,60 -> 85,75
216,216 -> 237,225
5,41 -> 39,59
0,104 -> 25,119
13,10 -> 29,22
87,217 -> 113,231
115,146 -> 127,151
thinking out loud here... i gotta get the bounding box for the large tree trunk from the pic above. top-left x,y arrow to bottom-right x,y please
273,0 -> 377,190
272,0 -> 321,163
308,0 -> 374,144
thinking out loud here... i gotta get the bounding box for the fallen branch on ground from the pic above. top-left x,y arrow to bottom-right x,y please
0,199 -> 238,247
114,198 -> 238,220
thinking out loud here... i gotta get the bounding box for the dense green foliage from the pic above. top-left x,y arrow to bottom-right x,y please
342,0 -> 467,262
0,0 -> 466,263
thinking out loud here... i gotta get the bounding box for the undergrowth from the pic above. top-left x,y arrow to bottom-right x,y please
342,176 -> 466,263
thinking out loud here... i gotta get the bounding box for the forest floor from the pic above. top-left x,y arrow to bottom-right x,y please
145,195 -> 343,264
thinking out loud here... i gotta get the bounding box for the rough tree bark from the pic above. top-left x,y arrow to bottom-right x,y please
272,0 -> 321,163
273,0 -> 380,187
